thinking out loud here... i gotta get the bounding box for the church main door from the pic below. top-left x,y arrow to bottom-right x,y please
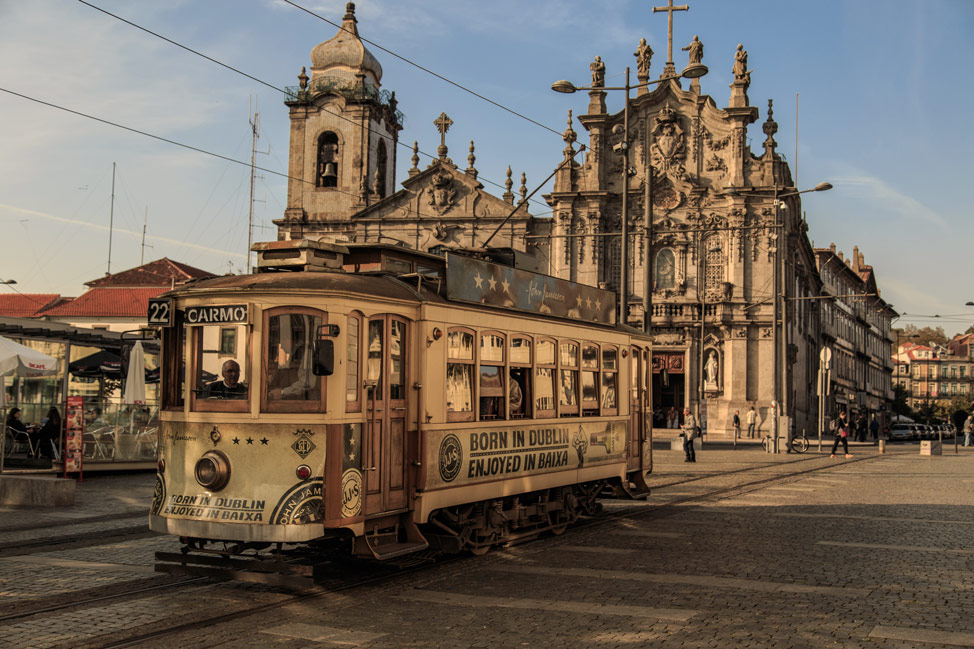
652,352 -> 686,429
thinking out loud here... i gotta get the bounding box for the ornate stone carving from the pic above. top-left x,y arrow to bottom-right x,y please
433,222 -> 464,246
590,56 -> 605,87
427,169 -> 457,214
635,38 -> 653,78
651,106 -> 687,180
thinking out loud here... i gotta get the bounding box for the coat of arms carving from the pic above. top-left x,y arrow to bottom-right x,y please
651,105 -> 687,180
427,170 -> 457,215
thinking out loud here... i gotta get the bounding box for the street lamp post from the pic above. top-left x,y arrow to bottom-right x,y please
552,61 -> 707,326
770,182 -> 832,453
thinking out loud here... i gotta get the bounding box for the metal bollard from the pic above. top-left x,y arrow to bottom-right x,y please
878,439 -> 886,454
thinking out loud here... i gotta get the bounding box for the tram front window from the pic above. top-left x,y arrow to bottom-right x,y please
192,324 -> 249,410
263,309 -> 325,412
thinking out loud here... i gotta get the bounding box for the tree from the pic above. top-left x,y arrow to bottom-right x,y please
896,324 -> 949,347
891,384 -> 912,418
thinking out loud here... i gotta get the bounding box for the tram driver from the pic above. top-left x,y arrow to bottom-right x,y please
203,360 -> 248,399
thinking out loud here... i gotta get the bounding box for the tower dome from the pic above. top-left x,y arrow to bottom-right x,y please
309,2 -> 383,89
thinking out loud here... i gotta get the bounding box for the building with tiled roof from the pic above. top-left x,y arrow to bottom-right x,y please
0,294 -> 66,318
83,258 -> 212,288
27,259 -> 215,333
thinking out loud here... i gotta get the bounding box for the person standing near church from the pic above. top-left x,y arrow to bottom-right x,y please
964,413 -> 973,447
746,405 -> 757,439
682,407 -> 697,463
732,410 -> 741,439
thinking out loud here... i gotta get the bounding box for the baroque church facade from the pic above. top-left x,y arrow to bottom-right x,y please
545,31 -> 829,438
274,3 -> 541,259
273,3 -> 892,441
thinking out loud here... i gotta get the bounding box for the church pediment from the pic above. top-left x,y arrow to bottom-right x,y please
353,160 -> 527,223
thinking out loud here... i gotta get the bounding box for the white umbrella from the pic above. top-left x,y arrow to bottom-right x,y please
0,335 -> 59,378
122,341 -> 146,405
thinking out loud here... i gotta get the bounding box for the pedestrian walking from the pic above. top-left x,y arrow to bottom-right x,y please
682,407 -> 698,463
732,410 -> 741,439
964,413 -> 973,447
855,413 -> 867,442
830,411 -> 852,458
870,417 -> 879,444
746,405 -> 757,438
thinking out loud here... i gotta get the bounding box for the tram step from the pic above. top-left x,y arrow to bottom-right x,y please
367,541 -> 430,560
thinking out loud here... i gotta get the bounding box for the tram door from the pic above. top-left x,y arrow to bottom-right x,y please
364,315 -> 408,514
628,345 -> 646,471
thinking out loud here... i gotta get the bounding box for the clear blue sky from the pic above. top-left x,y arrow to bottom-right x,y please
1,1 -> 971,333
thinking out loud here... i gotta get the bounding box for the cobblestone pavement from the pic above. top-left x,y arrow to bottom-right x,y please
2,445 -> 973,648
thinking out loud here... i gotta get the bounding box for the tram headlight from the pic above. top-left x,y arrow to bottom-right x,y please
195,450 -> 231,491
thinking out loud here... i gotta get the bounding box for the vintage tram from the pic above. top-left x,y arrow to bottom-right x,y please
149,240 -> 652,578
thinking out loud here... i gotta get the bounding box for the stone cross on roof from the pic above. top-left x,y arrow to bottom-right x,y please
652,0 -> 689,76
434,112 -> 453,161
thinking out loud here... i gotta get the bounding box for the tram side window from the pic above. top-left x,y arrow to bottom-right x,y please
479,332 -> 505,421
193,324 -> 249,411
162,323 -> 185,409
534,338 -> 556,417
509,336 -> 531,419
581,344 -> 599,416
264,310 -> 323,411
559,341 -> 579,416
346,314 -> 361,412
367,320 -> 383,400
601,346 -> 618,413
390,320 -> 406,400
446,329 -> 474,421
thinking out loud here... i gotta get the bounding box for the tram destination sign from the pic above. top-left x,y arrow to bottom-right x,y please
445,253 -> 615,325
184,304 -> 250,326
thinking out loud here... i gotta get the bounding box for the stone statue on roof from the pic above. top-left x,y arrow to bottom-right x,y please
635,39 -> 653,77
733,43 -> 749,84
682,35 -> 703,65
590,56 -> 605,87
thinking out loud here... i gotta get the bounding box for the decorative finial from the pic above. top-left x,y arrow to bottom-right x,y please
298,66 -> 308,91
388,90 -> 397,113
503,166 -> 514,204
466,141 -> 478,178
409,141 -> 419,177
562,110 -> 577,160
762,98 -> 778,159
519,172 -> 527,203
433,112 -> 453,162
345,2 -> 356,19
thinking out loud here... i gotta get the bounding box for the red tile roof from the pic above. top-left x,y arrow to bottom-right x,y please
38,287 -> 165,318
85,258 -> 213,288
0,294 -> 65,317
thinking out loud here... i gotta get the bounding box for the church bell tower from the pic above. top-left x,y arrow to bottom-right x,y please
276,2 -> 402,241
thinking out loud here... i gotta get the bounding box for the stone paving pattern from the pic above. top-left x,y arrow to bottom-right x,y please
1,445 -> 972,648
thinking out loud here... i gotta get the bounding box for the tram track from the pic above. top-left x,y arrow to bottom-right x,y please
59,452 -> 885,649
0,524 -> 153,556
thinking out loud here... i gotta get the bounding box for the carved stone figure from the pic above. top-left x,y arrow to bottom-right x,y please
590,56 -> 605,87
704,350 -> 719,390
634,39 -> 653,77
655,248 -> 675,290
682,35 -> 703,65
427,170 -> 457,214
733,44 -> 749,83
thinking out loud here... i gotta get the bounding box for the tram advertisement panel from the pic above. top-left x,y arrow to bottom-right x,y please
427,420 -> 626,490
152,421 -> 325,527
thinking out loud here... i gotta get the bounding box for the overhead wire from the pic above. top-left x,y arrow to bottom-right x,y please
76,0 -> 557,210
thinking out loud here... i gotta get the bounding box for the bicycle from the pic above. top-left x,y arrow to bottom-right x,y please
762,434 -> 809,454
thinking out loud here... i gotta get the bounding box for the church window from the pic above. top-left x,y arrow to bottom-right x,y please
375,139 -> 388,198
655,249 -> 676,290
316,132 -> 339,188
704,236 -> 723,301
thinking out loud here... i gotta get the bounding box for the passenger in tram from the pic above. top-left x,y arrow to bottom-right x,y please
509,370 -> 524,418
203,360 -> 247,399
268,346 -> 315,400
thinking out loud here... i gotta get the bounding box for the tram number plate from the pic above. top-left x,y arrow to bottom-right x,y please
147,298 -> 173,327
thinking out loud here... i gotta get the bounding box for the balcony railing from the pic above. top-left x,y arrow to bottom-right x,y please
284,78 -> 405,125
